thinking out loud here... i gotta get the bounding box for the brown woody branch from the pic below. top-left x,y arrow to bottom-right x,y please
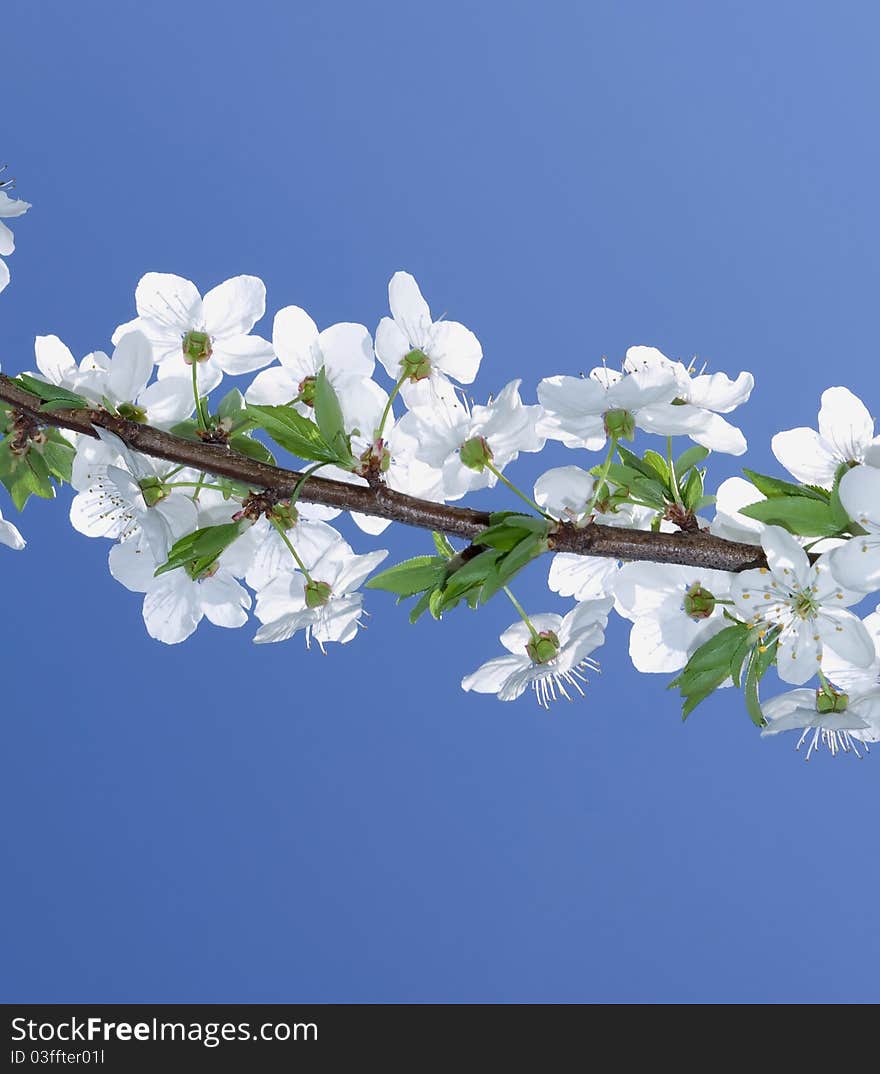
0,374 -> 767,572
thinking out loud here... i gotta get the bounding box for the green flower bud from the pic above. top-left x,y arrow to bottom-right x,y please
305,579 -> 332,608
297,375 -> 317,407
683,582 -> 716,620
401,347 -> 431,382
459,435 -> 493,472
526,630 -> 560,666
138,476 -> 169,507
117,402 -> 148,423
603,408 -> 636,441
181,329 -> 213,365
816,687 -> 849,715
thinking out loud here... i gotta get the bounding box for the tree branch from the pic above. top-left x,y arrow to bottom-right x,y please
0,374 -> 767,571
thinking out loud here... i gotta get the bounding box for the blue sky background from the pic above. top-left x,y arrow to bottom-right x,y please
2,1 -> 879,1002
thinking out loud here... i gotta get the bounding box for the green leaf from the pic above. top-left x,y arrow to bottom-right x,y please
739,496 -> 839,537
681,467 -> 704,511
670,623 -> 750,719
246,404 -> 341,465
409,590 -> 434,624
743,629 -> 779,727
365,555 -> 447,596
228,434 -> 276,466
169,419 -> 200,441
15,374 -> 90,411
216,389 -> 245,421
433,531 -> 456,558
441,547 -> 503,601
313,368 -> 353,464
742,468 -> 828,502
643,449 -> 671,485
0,441 -> 56,510
476,515 -> 550,551
674,445 -> 710,479
39,430 -> 76,484
616,445 -> 660,480
480,533 -> 545,604
155,522 -> 245,577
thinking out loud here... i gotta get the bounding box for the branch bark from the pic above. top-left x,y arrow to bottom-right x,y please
0,374 -> 767,571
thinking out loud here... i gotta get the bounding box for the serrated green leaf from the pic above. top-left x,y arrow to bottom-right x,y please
674,445 -> 710,479
228,433 -> 276,466
313,368 -> 355,465
742,468 -> 828,502
480,534 -> 545,604
743,633 -> 778,728
155,522 -> 245,577
15,374 -> 90,411
681,467 -> 704,511
672,622 -> 750,719
643,449 -> 671,485
739,496 -> 839,537
246,404 -> 341,465
409,590 -> 433,624
39,433 -> 75,484
0,441 -> 56,510
365,555 -> 447,596
433,531 -> 455,558
216,389 -> 245,421
616,444 -> 660,480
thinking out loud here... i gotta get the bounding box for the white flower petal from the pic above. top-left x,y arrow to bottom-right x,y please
203,275 -> 266,339
771,427 -> 838,486
817,386 -> 874,464
213,334 -> 275,375
134,273 -> 203,333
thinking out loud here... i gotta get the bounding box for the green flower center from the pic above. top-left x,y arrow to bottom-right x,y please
526,630 -> 560,665
683,582 -> 716,620
181,329 -> 213,365
401,347 -> 431,382
298,375 -> 317,407
603,408 -> 635,440
459,435 -> 493,472
138,476 -> 169,507
816,687 -> 849,715
305,579 -> 332,608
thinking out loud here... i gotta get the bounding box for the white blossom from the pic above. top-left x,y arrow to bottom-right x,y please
112,272 -> 274,394
731,525 -> 874,685
622,346 -> 753,454
400,379 -> 544,500
613,562 -> 734,673
771,387 -> 880,487
0,507 -> 25,550
74,331 -> 193,426
461,600 -> 611,707
374,271 -> 482,405
830,465 -> 880,593
0,189 -> 30,294
537,363 -> 679,451
254,532 -> 387,648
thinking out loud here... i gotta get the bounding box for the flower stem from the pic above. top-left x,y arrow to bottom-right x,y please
503,586 -> 539,641
585,437 -> 617,517
376,370 -> 408,440
485,461 -> 549,517
191,363 -> 209,431
667,436 -> 684,506
270,516 -> 312,581
291,462 -> 331,508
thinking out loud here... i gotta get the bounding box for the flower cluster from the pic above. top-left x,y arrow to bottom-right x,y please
4,188 -> 880,761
